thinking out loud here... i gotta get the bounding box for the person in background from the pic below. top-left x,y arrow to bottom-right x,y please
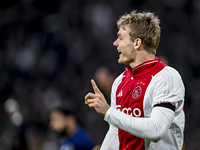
49,105 -> 96,150
94,67 -> 115,98
4,98 -> 28,150
85,10 -> 185,150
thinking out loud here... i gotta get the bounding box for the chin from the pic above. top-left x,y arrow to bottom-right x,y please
118,59 -> 123,64
118,59 -> 126,65
53,128 -> 67,137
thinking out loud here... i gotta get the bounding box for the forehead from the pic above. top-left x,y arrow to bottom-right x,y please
51,110 -> 63,118
117,25 -> 130,37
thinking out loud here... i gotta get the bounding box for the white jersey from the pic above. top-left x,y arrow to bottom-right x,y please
100,59 -> 185,150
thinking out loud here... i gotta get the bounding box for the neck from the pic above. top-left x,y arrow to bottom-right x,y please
129,51 -> 155,68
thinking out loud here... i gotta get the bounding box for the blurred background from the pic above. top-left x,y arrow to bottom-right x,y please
0,0 -> 199,149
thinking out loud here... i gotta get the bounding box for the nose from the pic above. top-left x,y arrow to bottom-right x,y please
113,38 -> 118,47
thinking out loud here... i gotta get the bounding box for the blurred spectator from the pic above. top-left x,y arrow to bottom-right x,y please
4,98 -> 28,150
94,66 -> 115,99
49,105 -> 96,150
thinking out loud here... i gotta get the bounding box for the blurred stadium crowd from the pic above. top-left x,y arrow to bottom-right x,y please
0,0 -> 200,149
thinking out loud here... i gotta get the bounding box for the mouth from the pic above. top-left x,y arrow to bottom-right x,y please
118,50 -> 122,57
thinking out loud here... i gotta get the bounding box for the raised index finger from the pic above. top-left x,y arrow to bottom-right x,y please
91,79 -> 101,94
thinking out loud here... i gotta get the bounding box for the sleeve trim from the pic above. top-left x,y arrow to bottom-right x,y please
153,103 -> 175,112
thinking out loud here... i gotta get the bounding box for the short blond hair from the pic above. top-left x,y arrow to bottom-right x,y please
117,10 -> 161,55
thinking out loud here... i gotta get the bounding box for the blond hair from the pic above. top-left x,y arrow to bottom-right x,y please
117,10 -> 161,55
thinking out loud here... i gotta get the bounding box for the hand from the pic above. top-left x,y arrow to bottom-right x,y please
85,79 -> 110,116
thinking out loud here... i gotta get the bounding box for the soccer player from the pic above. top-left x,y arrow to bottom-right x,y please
50,106 -> 96,150
85,10 -> 185,150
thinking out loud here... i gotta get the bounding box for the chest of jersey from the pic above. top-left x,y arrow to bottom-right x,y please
116,71 -> 152,118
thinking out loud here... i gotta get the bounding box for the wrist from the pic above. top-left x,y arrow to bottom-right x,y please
103,105 -> 110,117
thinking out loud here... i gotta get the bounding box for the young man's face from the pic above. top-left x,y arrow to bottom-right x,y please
113,25 -> 136,65
50,110 -> 66,133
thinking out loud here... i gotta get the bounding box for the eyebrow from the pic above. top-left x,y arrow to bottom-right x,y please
117,33 -> 121,37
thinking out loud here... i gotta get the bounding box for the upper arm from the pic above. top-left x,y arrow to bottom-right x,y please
152,67 -> 185,111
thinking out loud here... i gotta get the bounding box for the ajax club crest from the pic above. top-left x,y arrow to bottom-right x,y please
132,86 -> 142,99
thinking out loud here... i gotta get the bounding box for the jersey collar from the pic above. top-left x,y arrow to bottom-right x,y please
125,58 -> 164,76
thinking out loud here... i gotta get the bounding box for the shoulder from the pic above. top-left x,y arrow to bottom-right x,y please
160,66 -> 182,77
72,127 -> 95,146
155,66 -> 181,77
154,66 -> 184,86
112,71 -> 126,89
110,71 -> 126,107
151,66 -> 185,96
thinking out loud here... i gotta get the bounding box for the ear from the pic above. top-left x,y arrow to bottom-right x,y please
134,38 -> 142,49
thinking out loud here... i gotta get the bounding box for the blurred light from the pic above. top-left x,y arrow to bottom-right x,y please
4,98 -> 23,126
11,111 -> 23,126
15,47 -> 37,72
4,98 -> 19,113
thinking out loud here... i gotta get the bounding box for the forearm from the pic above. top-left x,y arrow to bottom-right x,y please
104,106 -> 174,142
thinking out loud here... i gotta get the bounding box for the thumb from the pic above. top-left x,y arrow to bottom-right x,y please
91,79 -> 101,94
